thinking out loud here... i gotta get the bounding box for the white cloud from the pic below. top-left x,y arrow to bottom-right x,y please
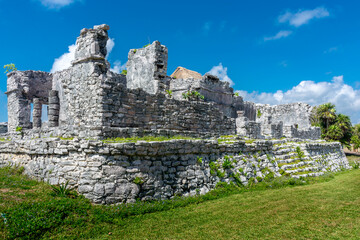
264,30 -> 292,41
110,61 -> 126,74
106,38 -> 115,58
50,38 -> 116,73
278,7 -> 329,27
207,63 -> 234,87
39,0 -> 77,9
236,76 -> 360,124
50,44 -> 76,73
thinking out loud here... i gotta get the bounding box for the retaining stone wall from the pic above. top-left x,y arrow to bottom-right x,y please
0,138 -> 350,204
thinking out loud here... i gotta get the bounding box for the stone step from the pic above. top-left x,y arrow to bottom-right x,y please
273,147 -> 295,154
285,166 -> 322,174
281,161 -> 316,170
292,171 -> 325,179
275,153 -> 300,161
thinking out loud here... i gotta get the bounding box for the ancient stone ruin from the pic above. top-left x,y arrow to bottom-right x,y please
0,24 -> 350,204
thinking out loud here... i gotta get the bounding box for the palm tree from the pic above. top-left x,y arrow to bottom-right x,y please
316,103 -> 337,132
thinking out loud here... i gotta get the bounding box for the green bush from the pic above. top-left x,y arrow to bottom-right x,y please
296,146 -> 305,160
133,177 -> 144,185
4,63 -> 17,73
121,69 -> 127,75
50,181 -> 77,198
222,156 -> 234,169
165,90 -> 173,98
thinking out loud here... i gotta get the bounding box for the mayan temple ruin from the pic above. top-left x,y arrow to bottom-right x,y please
0,24 -> 350,204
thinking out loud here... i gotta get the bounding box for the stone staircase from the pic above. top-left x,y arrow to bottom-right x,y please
273,143 -> 326,178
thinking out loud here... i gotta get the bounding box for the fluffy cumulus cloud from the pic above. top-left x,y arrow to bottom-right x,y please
110,61 -> 126,74
106,38 -> 115,58
39,0 -> 77,9
278,7 -> 330,27
264,30 -> 292,42
207,63 -> 234,87
50,38 -> 116,73
236,76 -> 360,123
50,44 -> 76,73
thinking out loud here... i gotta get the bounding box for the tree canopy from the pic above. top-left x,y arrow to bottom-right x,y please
311,103 -> 353,147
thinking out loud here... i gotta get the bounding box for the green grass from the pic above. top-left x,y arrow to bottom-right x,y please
102,135 -> 201,143
1,160 -> 360,239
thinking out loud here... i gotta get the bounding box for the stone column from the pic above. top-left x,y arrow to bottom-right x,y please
32,98 -> 42,128
6,90 -> 31,131
48,90 -> 60,127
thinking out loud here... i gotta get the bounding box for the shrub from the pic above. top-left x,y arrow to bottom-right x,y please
216,169 -> 225,178
264,171 -> 275,182
222,156 -> 234,169
257,109 -> 262,118
197,156 -> 203,164
121,69 -> 127,75
182,91 -> 204,101
4,63 -> 17,73
209,161 -> 218,175
143,44 -> 150,48
165,90 -> 173,98
133,177 -> 144,185
50,181 -> 75,198
296,146 -> 305,160
352,162 -> 359,169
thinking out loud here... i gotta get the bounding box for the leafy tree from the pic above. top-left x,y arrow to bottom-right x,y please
311,103 -> 353,147
316,103 -> 337,132
351,124 -> 360,150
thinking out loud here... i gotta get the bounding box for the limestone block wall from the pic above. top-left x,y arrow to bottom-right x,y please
126,41 -> 168,95
170,74 -> 238,118
284,125 -> 321,140
99,82 -> 236,138
256,103 -> 313,129
6,71 -> 52,131
0,138 -> 350,204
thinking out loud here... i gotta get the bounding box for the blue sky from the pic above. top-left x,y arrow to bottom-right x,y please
1,0 -> 360,123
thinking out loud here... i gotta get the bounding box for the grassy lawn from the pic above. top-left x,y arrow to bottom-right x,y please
0,157 -> 360,239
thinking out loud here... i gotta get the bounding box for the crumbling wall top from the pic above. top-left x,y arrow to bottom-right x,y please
73,24 -> 110,65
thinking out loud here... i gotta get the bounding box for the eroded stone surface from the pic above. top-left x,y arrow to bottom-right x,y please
0,138 -> 350,204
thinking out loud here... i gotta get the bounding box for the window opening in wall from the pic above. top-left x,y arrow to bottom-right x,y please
30,103 -> 34,122
42,104 -> 48,122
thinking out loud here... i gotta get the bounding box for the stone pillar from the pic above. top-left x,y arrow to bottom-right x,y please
6,90 -> 31,131
32,98 -> 42,128
271,121 -> 283,139
48,90 -> 60,127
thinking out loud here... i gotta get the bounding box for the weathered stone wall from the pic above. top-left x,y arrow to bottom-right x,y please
100,82 -> 236,138
126,41 -> 168,95
242,101 -> 256,121
6,71 -> 52,131
0,138 -> 350,204
284,125 -> 321,140
256,103 -> 313,129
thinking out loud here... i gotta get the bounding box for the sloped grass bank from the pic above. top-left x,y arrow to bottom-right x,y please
0,161 -> 359,239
